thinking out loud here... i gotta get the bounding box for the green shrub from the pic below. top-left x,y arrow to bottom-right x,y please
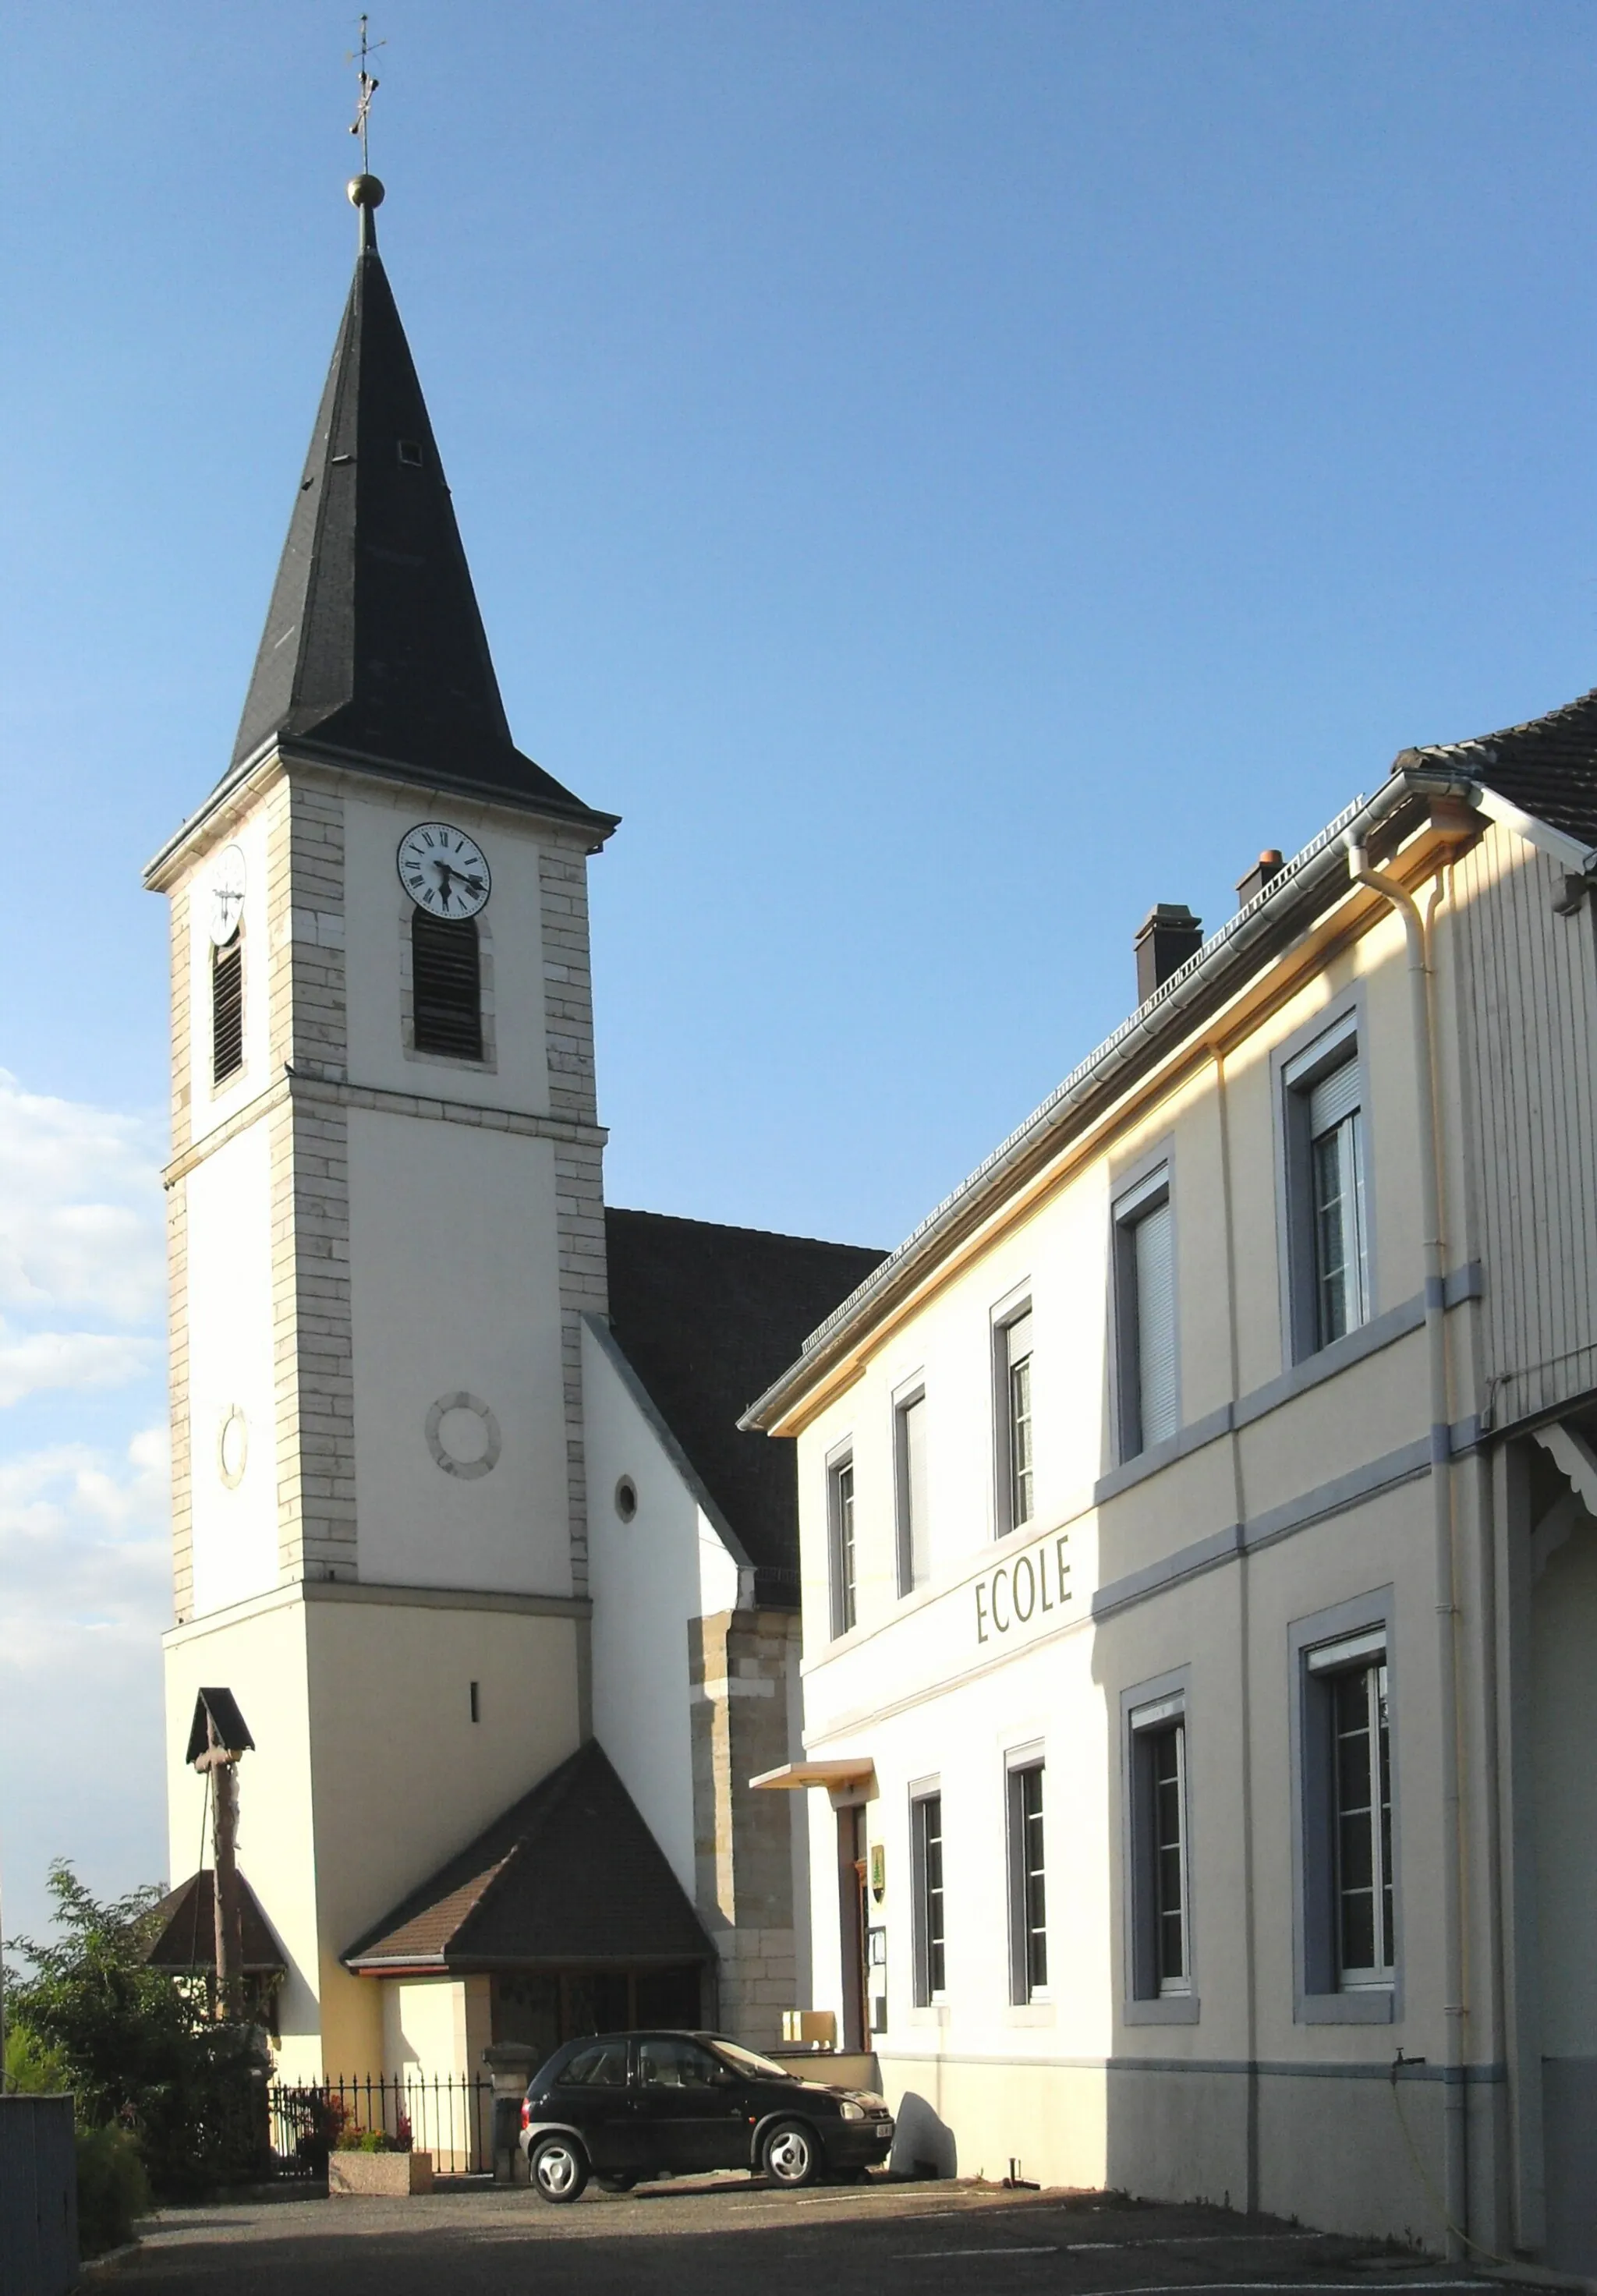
75,2125 -> 150,2257
4,1862 -> 270,2196
2,2022 -> 73,2093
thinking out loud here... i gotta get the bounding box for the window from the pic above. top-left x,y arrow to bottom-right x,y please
911,1791 -> 945,2004
1114,1167 -> 1176,1457
1293,1605 -> 1397,2018
894,1389 -> 929,1595
412,911 -> 483,1059
1310,1633 -> 1393,1988
558,2039 -> 628,2088
636,2035 -> 721,2089
1007,1760 -> 1047,2000
212,934 -> 243,1086
1284,1018 -> 1369,1357
827,1452 -> 856,1638
1128,1693 -> 1190,2001
997,1308 -> 1034,1532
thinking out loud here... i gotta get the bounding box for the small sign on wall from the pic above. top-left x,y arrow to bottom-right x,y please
869,1843 -> 886,1902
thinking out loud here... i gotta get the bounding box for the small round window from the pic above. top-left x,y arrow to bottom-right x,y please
614,1474 -> 639,1523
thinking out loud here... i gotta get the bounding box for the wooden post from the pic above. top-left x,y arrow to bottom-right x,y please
207,1717 -> 245,2021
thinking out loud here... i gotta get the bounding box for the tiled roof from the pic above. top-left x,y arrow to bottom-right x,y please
143,1870 -> 285,1975
227,207 -> 611,833
1407,683 -> 1597,850
604,1209 -> 887,1600
342,1741 -> 713,1973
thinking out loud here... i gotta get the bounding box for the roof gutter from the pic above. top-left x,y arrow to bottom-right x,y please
741,765 -> 1482,1433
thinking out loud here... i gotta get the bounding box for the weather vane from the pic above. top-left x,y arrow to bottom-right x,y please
349,14 -> 385,169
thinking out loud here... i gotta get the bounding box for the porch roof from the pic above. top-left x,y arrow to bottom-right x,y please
142,1869 -> 286,1976
341,1740 -> 714,1977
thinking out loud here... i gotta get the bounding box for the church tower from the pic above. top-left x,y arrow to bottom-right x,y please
145,176 -> 618,2079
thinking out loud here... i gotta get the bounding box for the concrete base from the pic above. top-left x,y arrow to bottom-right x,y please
328,2151 -> 434,2197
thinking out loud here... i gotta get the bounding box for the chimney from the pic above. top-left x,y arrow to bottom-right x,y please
1134,904 -> 1203,1003
1235,848 -> 1284,909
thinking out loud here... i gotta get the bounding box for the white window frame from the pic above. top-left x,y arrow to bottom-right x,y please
826,1445 -> 856,1640
909,1784 -> 946,2006
1309,1630 -> 1395,1991
992,1295 -> 1035,1536
1280,1010 -> 1372,1362
1289,1590 -> 1400,2024
1121,1668 -> 1198,2025
893,1380 -> 929,1597
1005,1750 -> 1048,2004
1113,1161 -> 1177,1460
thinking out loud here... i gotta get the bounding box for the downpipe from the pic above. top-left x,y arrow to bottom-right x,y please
1345,834 -> 1468,2260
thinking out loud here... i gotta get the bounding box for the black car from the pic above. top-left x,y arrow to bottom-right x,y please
519,2029 -> 895,2201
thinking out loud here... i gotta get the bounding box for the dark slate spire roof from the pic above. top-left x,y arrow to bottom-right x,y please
228,188 -> 613,833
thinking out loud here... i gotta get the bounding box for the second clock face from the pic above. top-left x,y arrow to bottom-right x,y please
397,823 -> 491,920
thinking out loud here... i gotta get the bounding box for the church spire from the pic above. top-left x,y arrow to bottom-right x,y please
228,176 -> 610,831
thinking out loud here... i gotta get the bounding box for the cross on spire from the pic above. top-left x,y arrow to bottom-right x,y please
349,13 -> 384,168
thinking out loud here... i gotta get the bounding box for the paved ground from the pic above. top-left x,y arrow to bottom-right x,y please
107,2174 -> 1499,2296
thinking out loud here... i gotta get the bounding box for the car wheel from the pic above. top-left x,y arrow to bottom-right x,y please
529,2134 -> 590,2203
595,2173 -> 639,2194
761,2119 -> 820,2188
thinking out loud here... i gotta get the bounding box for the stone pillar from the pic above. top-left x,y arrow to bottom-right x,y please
689,1609 -> 802,2047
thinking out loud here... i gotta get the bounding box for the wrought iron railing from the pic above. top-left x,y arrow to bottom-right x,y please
267,2073 -> 496,2177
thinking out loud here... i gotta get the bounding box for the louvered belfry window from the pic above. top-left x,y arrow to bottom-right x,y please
212,936 -> 244,1086
412,911 -> 483,1059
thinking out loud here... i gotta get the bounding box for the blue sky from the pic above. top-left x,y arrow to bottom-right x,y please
2,1 -> 1595,1941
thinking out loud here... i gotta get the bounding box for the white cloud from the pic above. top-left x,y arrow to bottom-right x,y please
0,1427 -> 172,1937
0,1326 -> 161,1410
0,1426 -> 171,1668
0,1070 -> 165,1406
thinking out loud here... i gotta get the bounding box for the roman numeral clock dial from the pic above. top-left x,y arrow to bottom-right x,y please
396,823 -> 492,919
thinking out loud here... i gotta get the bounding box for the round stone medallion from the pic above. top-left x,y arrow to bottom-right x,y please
218,1406 -> 249,1489
426,1392 -> 502,1480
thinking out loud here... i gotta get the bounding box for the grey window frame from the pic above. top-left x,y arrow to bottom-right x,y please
894,1382 -> 929,1597
827,1445 -> 857,1640
1121,1668 -> 1199,2025
1112,1158 -> 1177,1462
1005,1751 -> 1048,2003
909,1785 -> 945,2005
1276,1003 -> 1375,1365
1288,1588 -> 1401,2024
993,1297 -> 1036,1536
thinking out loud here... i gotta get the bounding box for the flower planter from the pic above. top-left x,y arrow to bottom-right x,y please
329,2149 -> 434,2196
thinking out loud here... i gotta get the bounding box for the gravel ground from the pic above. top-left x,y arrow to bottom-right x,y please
101,2174 -> 1499,2296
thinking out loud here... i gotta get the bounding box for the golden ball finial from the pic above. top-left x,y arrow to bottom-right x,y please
347,173 -> 385,209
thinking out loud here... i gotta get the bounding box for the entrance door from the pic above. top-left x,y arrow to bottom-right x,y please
837,1804 -> 869,2052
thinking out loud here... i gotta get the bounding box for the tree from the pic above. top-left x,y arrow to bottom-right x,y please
4,1861 -> 267,2194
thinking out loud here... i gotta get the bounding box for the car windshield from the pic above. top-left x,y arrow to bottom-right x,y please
710,2040 -> 798,2082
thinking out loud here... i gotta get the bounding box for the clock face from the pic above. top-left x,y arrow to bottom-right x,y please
208,844 -> 246,945
397,823 -> 491,919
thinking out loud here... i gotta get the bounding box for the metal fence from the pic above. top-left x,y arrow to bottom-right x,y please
268,2075 -> 496,2177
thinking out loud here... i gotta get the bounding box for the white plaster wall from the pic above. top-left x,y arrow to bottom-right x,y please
346,1106 -> 569,1593
164,1597 -> 318,2075
781,908 -> 1468,2223
341,785 -> 550,1114
186,1120 -> 280,1617
584,1322 -> 739,1898
167,1587 -> 582,2082
304,1593 -> 582,2077
182,804 -> 274,1149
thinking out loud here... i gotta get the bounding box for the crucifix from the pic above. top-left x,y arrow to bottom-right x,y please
349,14 -> 385,170
187,1689 -> 255,2021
